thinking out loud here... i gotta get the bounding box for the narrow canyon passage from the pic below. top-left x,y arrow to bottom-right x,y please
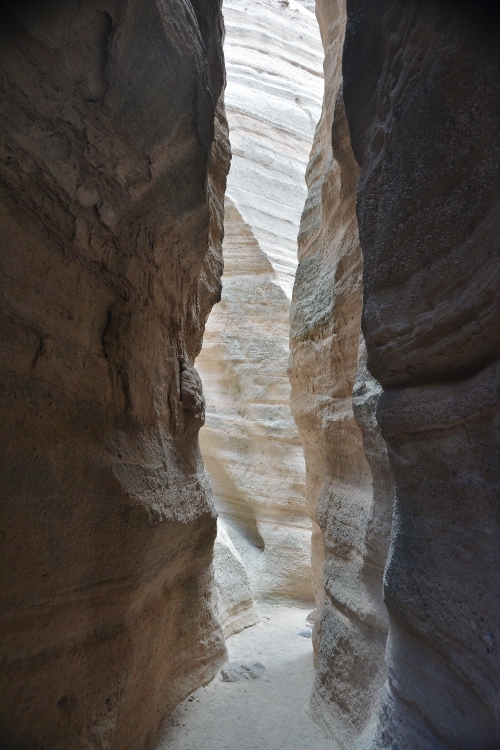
171,6 -> 328,747
197,0 -> 323,613
0,1 -> 498,748
156,604 -> 332,750
195,3 -> 392,748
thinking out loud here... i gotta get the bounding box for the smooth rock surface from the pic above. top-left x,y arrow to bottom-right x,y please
199,197 -> 313,601
289,1 -> 394,746
223,0 -> 324,299
214,521 -> 259,637
198,0 -> 323,601
0,2 -> 229,748
343,2 -> 500,747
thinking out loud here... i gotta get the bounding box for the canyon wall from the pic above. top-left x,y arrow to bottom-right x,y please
197,0 -> 324,601
289,1 -> 394,745
343,2 -> 500,747
213,519 -> 259,637
0,1 -> 229,748
293,1 -> 499,747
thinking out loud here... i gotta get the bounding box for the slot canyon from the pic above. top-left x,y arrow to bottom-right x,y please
0,2 -> 498,750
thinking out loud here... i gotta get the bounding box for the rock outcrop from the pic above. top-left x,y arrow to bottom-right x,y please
197,0 -> 323,601
343,2 -> 500,747
213,520 -> 259,637
0,1 -> 229,748
293,1 -> 499,747
289,1 -> 394,745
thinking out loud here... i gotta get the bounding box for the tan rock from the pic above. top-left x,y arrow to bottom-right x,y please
197,0 -> 323,602
199,197 -> 313,601
0,1 -> 229,748
213,521 -> 259,638
289,1 -> 394,745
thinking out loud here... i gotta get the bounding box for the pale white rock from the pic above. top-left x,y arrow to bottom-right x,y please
223,0 -> 324,299
198,0 -> 323,603
214,521 -> 259,637
199,198 -> 313,601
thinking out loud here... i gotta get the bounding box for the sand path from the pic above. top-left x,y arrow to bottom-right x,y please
156,603 -> 333,750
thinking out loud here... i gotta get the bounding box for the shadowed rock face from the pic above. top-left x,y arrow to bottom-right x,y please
343,1 -> 500,747
0,1 -> 229,748
289,1 -> 394,745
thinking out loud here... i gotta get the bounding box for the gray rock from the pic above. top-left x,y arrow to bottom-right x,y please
220,661 -> 269,682
344,1 -> 500,746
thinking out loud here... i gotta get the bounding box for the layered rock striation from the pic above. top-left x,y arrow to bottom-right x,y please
293,1 -> 500,747
222,0 -> 324,299
343,2 -> 500,747
289,1 -> 394,745
0,1 -> 229,748
197,0 -> 323,601
199,195 -> 313,601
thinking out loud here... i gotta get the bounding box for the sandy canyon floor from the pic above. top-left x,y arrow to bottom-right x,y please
156,603 -> 333,750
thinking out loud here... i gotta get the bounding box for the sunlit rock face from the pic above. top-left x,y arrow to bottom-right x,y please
0,1 -> 229,748
199,196 -> 313,601
213,520 -> 259,637
197,0 -> 323,601
343,2 -> 500,747
289,1 -> 394,746
222,0 -> 324,300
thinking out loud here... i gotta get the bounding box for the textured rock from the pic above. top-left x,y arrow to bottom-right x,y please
220,660 -> 269,682
343,2 -> 500,747
289,1 -> 394,745
0,1 -> 229,748
197,0 -> 323,601
222,0 -> 324,299
199,195 -> 313,600
213,521 -> 259,637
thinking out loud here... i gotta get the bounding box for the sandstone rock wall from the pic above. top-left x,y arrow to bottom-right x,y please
0,2 -> 229,748
289,0 -> 394,745
213,520 -> 259,637
197,0 -> 323,601
343,2 -> 500,747
221,0 -> 324,300
199,195 -> 313,601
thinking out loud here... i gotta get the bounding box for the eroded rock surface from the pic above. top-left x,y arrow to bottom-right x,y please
214,520 -> 259,637
289,1 -> 394,745
0,1 -> 229,748
221,0 -> 324,299
199,197 -> 313,600
197,0 -> 323,601
220,660 -> 269,682
343,2 -> 500,747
